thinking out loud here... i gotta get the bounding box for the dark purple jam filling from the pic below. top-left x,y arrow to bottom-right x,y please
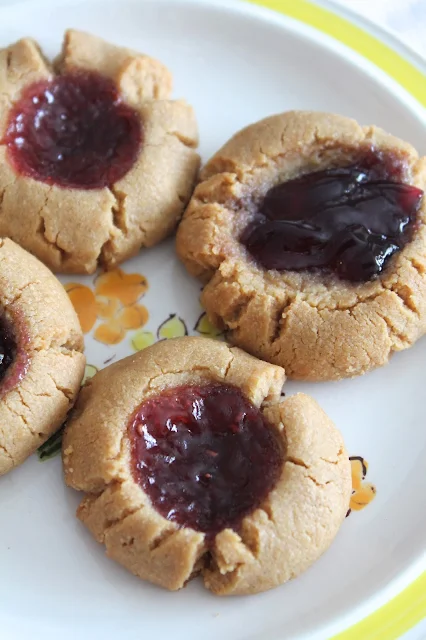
129,383 -> 283,536
0,314 -> 16,382
0,313 -> 29,396
4,71 -> 141,189
241,159 -> 424,282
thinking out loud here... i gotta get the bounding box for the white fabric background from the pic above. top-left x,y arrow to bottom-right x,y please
333,0 -> 426,57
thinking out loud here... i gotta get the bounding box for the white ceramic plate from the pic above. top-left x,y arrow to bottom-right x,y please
0,1 -> 425,639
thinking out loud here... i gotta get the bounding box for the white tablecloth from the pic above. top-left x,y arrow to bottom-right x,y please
334,0 -> 426,57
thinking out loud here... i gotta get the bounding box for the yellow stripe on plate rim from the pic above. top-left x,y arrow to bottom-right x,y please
245,0 -> 426,638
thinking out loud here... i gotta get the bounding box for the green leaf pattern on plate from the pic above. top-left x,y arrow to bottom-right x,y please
37,425 -> 66,461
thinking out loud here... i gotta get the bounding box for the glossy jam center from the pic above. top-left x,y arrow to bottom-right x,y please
0,314 -> 16,382
129,383 -> 283,535
242,161 -> 424,282
4,71 -> 141,189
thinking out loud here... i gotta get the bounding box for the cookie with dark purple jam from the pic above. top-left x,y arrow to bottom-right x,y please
0,311 -> 31,399
0,313 -> 18,384
63,336 -> 351,595
177,111 -> 426,381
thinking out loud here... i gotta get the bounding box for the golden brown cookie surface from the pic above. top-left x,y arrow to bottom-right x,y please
0,31 -> 200,273
176,111 -> 426,380
0,239 -> 85,476
63,336 -> 351,595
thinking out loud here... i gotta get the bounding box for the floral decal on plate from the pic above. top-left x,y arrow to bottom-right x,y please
131,311 -> 225,352
132,314 -> 188,351
132,330 -> 156,352
347,456 -> 376,515
65,268 -> 149,345
194,312 -> 223,339
158,314 -> 188,339
82,363 -> 99,384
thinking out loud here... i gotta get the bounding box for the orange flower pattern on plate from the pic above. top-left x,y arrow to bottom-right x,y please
65,269 -> 149,345
349,456 -> 376,513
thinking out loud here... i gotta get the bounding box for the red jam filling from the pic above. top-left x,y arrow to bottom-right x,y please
241,157 -> 424,282
129,383 -> 283,536
4,71 -> 141,189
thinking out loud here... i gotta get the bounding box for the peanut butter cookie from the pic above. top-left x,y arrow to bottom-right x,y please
0,239 -> 85,476
63,336 -> 351,595
0,30 -> 200,273
176,111 -> 426,380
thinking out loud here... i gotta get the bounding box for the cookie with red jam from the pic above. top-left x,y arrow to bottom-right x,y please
0,239 -> 85,476
63,336 -> 351,595
0,30 -> 200,273
176,111 -> 426,380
